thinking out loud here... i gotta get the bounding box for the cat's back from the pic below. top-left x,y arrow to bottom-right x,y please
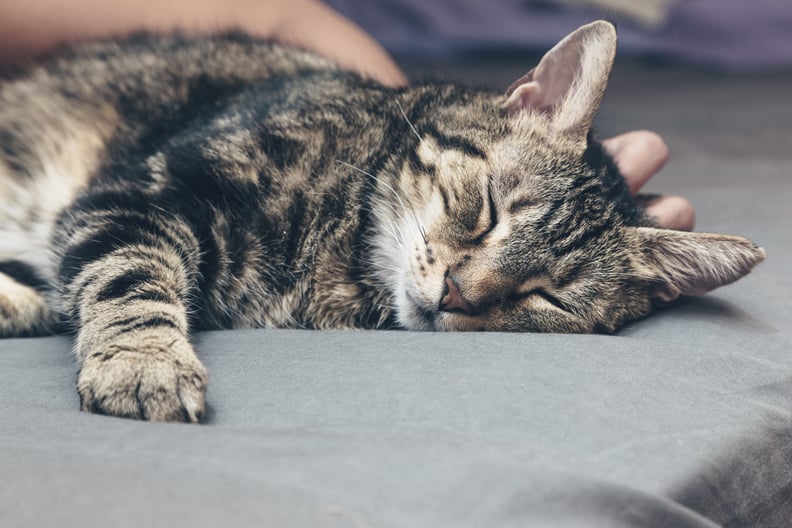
0,32 -> 340,160
0,33 -> 340,276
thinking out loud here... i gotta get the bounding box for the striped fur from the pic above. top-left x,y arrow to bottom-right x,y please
0,22 -> 764,421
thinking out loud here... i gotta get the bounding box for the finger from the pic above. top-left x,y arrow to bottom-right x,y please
640,194 -> 696,231
603,130 -> 669,195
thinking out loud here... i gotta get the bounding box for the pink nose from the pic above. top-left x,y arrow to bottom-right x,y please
439,277 -> 475,315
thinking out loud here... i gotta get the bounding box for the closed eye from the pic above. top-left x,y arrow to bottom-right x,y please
508,197 -> 538,214
473,180 -> 498,243
520,288 -> 569,312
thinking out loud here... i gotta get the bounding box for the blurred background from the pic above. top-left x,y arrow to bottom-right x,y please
326,0 -> 792,71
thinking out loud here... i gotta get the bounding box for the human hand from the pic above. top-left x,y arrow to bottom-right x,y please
603,131 -> 695,230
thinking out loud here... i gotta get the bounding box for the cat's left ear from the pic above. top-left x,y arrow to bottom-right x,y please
504,20 -> 617,142
631,227 -> 766,302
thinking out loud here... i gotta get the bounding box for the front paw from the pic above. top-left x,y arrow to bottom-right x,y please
77,333 -> 208,422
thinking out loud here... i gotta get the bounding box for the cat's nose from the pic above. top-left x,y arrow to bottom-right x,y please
439,276 -> 475,315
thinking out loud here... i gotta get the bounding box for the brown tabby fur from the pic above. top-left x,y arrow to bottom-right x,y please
0,22 -> 764,421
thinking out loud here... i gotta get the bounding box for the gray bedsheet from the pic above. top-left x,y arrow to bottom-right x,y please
1,60 -> 790,527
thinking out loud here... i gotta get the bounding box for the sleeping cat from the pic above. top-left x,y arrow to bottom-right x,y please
0,21 -> 764,422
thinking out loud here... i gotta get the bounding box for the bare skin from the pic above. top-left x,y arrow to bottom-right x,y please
604,131 -> 695,230
0,0 -> 406,86
0,0 -> 694,229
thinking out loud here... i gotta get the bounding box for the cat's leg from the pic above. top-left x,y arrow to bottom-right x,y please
57,209 -> 208,422
0,271 -> 57,337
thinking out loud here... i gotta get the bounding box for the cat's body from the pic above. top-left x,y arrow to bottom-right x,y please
0,22 -> 764,421
0,33 -> 396,333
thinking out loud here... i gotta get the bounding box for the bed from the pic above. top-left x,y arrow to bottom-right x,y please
1,53 -> 790,527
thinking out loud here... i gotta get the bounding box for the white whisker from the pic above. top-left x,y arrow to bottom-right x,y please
395,101 -> 423,143
334,159 -> 425,245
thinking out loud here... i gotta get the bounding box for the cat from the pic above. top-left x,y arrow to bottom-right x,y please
0,21 -> 764,422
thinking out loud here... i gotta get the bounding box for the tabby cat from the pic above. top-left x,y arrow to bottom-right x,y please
0,21 -> 764,422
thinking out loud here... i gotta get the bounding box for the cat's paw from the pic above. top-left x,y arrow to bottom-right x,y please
77,333 -> 208,423
0,273 -> 55,337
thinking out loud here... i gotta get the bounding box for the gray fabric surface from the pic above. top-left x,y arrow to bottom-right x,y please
2,60 -> 791,527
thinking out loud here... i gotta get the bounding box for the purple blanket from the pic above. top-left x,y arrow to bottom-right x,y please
327,0 -> 792,70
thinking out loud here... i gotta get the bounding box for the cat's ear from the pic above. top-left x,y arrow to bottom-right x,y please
504,20 -> 617,141
632,227 -> 766,302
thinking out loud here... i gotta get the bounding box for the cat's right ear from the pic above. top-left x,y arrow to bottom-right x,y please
504,20 -> 617,143
631,227 -> 766,302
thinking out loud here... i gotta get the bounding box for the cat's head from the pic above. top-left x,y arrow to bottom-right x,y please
371,21 -> 765,332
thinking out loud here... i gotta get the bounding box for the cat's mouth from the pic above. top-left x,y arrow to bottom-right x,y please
403,292 -> 485,331
404,292 -> 438,330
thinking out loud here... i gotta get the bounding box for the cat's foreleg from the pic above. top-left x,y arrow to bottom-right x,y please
57,211 -> 208,422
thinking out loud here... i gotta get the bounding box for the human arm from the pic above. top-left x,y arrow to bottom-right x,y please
0,0 -> 407,87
